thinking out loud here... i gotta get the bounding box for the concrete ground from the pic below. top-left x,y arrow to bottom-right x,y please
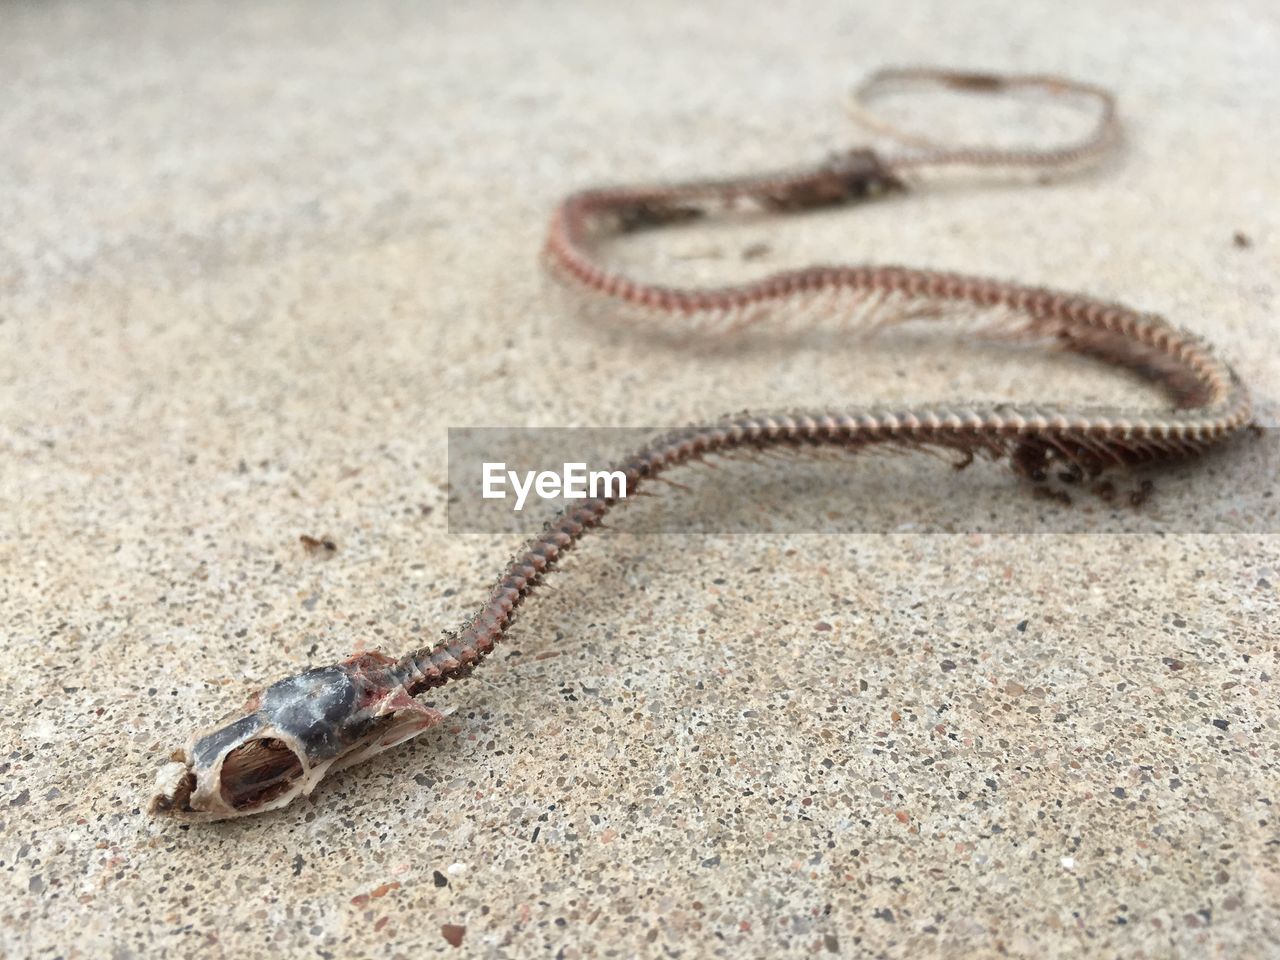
2,1 -> 1278,957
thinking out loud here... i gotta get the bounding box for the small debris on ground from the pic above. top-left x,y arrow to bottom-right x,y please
300,534 -> 338,555
1129,479 -> 1154,508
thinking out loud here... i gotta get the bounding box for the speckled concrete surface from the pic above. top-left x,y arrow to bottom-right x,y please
3,2 -> 1279,957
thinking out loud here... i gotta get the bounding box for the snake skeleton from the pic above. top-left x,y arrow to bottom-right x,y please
150,68 -> 1252,820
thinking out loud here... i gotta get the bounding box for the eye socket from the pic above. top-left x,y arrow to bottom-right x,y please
219,737 -> 305,811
